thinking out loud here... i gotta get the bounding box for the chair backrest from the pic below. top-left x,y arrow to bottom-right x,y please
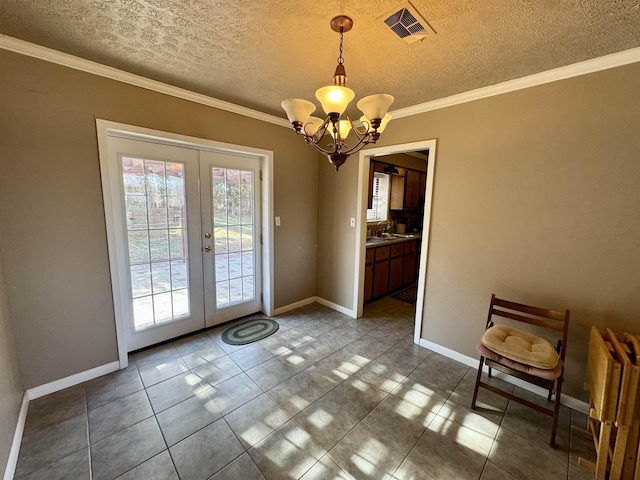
486,293 -> 571,361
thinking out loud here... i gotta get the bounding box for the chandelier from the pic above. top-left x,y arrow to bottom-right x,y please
281,15 -> 394,171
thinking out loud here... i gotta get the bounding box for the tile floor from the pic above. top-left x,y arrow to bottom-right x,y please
14,296 -> 597,480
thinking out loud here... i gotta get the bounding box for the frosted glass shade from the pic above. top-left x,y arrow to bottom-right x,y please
360,113 -> 392,133
377,113 -> 392,133
356,94 -> 394,121
328,120 -> 352,140
281,98 -> 316,124
304,116 -> 325,136
315,86 -> 355,115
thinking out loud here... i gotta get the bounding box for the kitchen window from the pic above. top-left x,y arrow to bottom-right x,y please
367,172 -> 390,222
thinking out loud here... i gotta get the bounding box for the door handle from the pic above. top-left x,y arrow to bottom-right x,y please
204,245 -> 212,252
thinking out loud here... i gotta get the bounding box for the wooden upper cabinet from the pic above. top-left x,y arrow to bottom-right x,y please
419,172 -> 427,200
404,170 -> 421,209
389,174 -> 405,210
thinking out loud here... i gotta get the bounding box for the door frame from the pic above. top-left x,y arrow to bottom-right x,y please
354,139 -> 437,344
96,119 -> 274,368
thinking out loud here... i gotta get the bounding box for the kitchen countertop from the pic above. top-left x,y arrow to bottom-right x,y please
365,233 -> 421,248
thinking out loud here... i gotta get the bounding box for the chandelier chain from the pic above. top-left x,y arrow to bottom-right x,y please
337,27 -> 344,65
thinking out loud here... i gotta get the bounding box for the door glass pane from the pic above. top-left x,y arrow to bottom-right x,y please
211,167 -> 256,308
122,156 -> 190,331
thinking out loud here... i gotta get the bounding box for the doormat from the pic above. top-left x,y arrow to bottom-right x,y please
221,318 -> 279,345
392,284 -> 417,305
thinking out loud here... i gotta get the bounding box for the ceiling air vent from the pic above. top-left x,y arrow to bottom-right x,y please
380,1 -> 435,44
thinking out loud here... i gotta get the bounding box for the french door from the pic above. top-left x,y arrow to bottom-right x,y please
106,135 -> 262,351
200,151 -> 262,325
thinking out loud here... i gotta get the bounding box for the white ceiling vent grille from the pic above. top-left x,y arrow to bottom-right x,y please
379,2 -> 435,44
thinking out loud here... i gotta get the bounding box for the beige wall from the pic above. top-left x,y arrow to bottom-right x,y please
316,157 -> 360,307
0,50 -> 319,388
0,245 -> 24,474
317,62 -> 640,399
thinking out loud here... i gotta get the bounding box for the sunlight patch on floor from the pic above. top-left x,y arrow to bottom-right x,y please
308,409 -> 334,429
349,437 -> 388,475
288,395 -> 311,411
183,374 -> 201,386
350,378 -> 370,392
401,383 -> 438,409
394,399 -> 423,420
338,361 -> 362,375
241,424 -> 271,445
284,354 -> 305,366
330,369 -> 349,381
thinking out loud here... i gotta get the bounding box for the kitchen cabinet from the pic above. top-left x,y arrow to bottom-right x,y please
364,238 -> 419,302
364,249 -> 374,302
402,240 -> 417,286
389,173 -> 405,210
372,245 -> 390,298
404,170 -> 421,209
368,160 -> 425,211
389,243 -> 404,291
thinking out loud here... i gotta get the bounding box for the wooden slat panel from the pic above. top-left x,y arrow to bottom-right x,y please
491,309 -> 565,331
586,326 -> 621,422
493,297 -> 567,321
606,329 -> 640,426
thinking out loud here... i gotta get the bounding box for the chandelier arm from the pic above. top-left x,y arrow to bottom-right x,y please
339,132 -> 375,156
306,139 -> 338,157
302,117 -> 330,138
344,113 -> 368,141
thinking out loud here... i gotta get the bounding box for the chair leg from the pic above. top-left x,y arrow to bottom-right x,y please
550,377 -> 564,448
471,356 -> 485,410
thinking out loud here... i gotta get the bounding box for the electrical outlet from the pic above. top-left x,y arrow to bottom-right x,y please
350,217 -> 356,227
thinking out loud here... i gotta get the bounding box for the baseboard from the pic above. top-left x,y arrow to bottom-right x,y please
418,338 -> 589,415
315,297 -> 357,319
26,361 -> 121,400
3,392 -> 29,480
273,296 -> 356,318
273,297 -> 317,316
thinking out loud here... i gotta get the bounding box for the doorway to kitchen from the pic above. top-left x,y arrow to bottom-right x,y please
97,120 -> 274,367
355,139 -> 437,344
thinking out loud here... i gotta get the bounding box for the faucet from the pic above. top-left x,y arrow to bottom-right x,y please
375,221 -> 388,237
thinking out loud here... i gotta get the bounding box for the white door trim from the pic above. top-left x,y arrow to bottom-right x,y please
96,119 -> 274,368
355,139 -> 437,343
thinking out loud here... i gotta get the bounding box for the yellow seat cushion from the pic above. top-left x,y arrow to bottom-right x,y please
481,325 -> 559,369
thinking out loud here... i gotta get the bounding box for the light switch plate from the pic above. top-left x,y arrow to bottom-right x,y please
275,216 -> 281,226
350,217 -> 356,227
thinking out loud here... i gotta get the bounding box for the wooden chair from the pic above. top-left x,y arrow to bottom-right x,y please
471,294 -> 570,447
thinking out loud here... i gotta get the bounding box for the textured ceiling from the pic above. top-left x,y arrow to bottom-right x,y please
1,0 -> 639,118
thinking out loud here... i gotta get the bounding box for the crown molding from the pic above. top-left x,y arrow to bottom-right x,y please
2,34 -> 640,125
390,46 -> 640,119
0,34 -> 290,128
